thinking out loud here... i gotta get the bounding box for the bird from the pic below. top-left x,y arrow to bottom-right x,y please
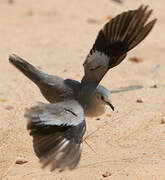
9,5 -> 156,171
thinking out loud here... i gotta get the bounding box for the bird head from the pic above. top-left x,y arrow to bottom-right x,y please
95,85 -> 114,111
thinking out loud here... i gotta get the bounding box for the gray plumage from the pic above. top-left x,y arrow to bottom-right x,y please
9,5 -> 156,171
25,100 -> 85,171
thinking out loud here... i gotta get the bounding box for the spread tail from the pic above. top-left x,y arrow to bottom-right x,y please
9,54 -> 46,85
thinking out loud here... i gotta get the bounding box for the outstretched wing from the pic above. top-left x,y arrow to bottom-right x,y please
9,54 -> 81,103
25,100 -> 86,171
82,5 -> 157,83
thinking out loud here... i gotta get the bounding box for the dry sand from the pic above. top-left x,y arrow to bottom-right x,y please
0,0 -> 165,179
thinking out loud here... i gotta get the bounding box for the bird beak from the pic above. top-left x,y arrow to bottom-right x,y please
105,101 -> 114,111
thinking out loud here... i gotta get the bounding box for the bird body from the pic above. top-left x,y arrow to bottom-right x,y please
9,5 -> 156,171
9,54 -> 111,117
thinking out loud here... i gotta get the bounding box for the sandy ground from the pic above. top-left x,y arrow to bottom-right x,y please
0,0 -> 165,179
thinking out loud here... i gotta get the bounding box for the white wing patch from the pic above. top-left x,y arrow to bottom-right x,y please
25,100 -> 84,127
83,50 -> 109,82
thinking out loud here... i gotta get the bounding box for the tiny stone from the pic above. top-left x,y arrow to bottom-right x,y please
102,171 -> 112,177
150,84 -> 157,88
129,57 -> 143,63
96,118 -> 100,120
160,118 -> 165,124
136,99 -> 143,103
16,159 -> 28,165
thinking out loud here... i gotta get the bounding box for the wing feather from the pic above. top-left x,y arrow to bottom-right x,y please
82,5 -> 157,84
25,100 -> 86,171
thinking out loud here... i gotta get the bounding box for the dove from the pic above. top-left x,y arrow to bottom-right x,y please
9,5 -> 156,171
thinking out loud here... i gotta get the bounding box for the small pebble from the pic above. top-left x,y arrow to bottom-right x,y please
136,99 -> 143,103
150,84 -> 157,88
160,118 -> 165,124
102,171 -> 112,177
129,57 -> 143,63
16,159 -> 28,165
96,118 -> 100,120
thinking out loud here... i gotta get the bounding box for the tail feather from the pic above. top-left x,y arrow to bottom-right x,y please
9,54 -> 66,103
9,54 -> 45,85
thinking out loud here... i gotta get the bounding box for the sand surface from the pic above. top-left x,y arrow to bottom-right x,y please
0,0 -> 165,179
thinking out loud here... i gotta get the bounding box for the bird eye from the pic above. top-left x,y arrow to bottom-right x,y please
101,96 -> 104,100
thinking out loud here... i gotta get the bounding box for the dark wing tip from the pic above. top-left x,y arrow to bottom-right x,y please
9,53 -> 31,73
128,18 -> 157,50
9,54 -> 22,65
83,5 -> 156,83
91,4 -> 156,65
25,103 -> 86,171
